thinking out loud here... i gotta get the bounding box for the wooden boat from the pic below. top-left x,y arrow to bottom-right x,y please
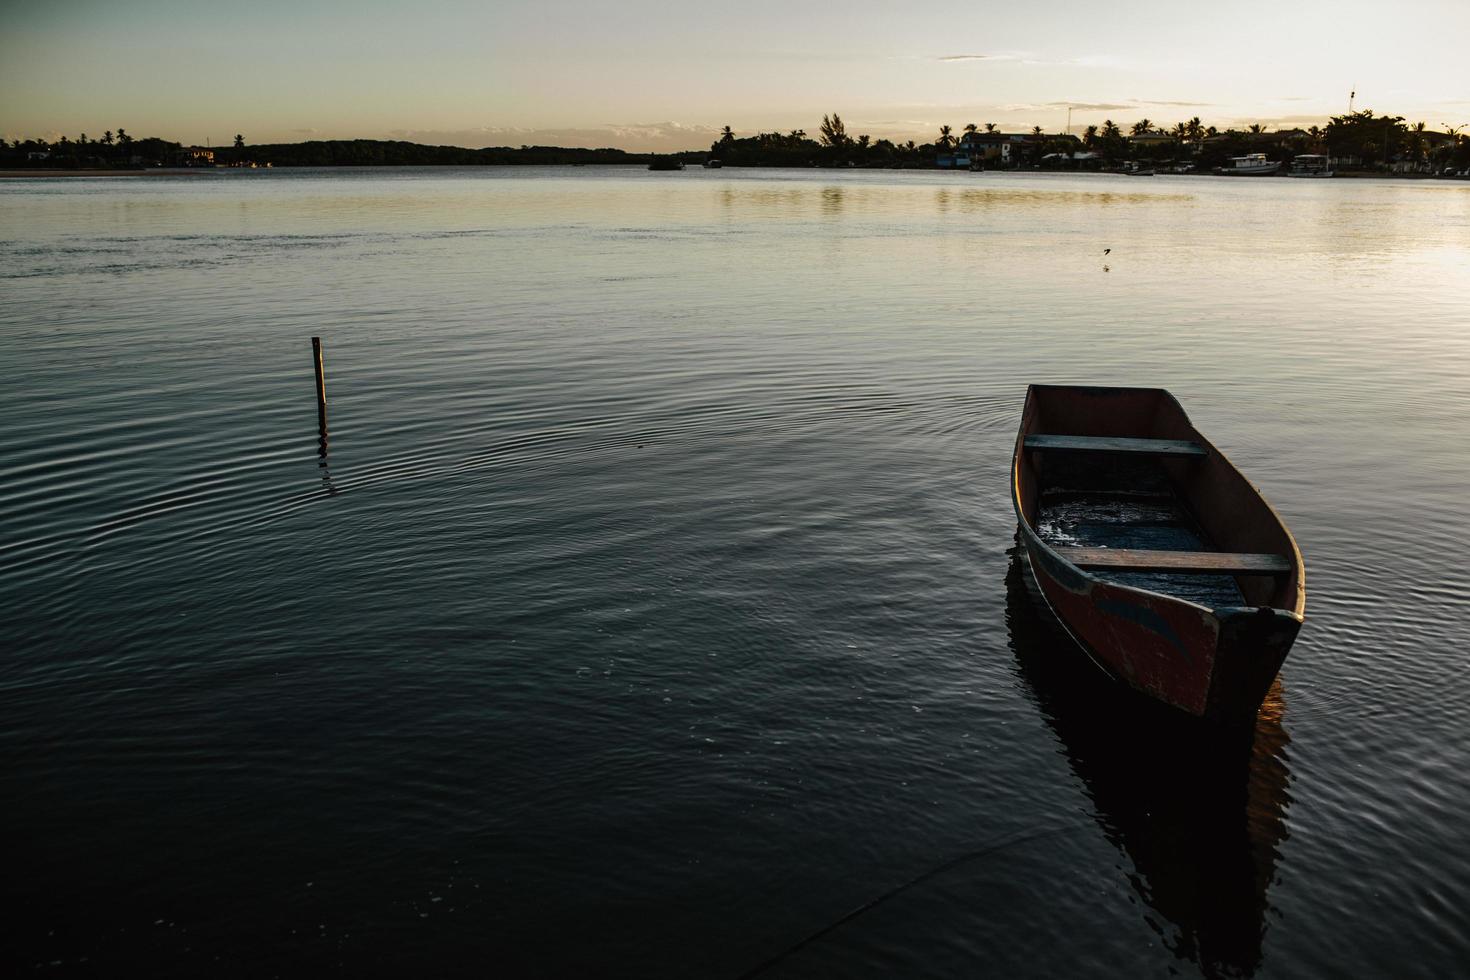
1214,153 -> 1280,176
1011,385 -> 1305,724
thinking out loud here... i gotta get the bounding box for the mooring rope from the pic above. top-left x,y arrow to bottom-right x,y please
734,820 -> 1092,979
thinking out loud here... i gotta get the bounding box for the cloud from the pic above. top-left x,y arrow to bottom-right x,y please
999,101 -> 1136,112
940,50 -> 1134,70
385,121 -> 721,152
291,127 -> 320,134
936,50 -> 1124,68
1134,100 -> 1216,107
937,51 -> 1038,63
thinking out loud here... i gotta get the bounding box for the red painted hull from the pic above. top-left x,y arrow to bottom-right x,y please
1011,386 -> 1305,724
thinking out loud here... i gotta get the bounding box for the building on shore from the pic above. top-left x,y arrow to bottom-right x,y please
1127,133 -> 1177,152
955,131 -> 1074,168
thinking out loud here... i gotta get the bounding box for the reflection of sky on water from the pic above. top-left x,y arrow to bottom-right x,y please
1,168 -> 1466,976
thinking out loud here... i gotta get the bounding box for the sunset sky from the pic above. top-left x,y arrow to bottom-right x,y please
4,0 -> 1468,150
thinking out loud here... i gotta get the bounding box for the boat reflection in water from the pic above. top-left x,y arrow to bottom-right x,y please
1005,542 -> 1292,976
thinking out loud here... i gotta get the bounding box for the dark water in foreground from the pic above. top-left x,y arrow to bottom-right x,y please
3,167 -> 1469,976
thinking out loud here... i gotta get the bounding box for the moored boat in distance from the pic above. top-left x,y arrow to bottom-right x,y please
1288,154 -> 1333,177
1216,153 -> 1281,176
1010,385 -> 1306,725
703,158 -> 723,169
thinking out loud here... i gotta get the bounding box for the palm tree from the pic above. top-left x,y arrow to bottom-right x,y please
1409,121 -> 1427,162
1130,119 -> 1153,136
1083,124 -> 1098,148
720,126 -> 734,143
819,114 -> 848,147
1248,123 -> 1266,134
1168,122 -> 1187,161
234,134 -> 245,149
1101,120 -> 1121,139
984,122 -> 997,134
937,124 -> 954,148
857,134 -> 871,151
1186,116 -> 1203,142
102,130 -> 114,145
1031,125 -> 1043,137
964,123 -> 978,134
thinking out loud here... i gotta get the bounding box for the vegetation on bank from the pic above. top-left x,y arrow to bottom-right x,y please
1074,111 -> 1469,172
0,132 -> 666,169
1,129 -> 189,169
239,141 -> 654,166
4,110 -> 1467,172
706,111 -> 1470,172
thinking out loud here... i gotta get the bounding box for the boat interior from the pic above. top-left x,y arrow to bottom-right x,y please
1014,386 -> 1303,614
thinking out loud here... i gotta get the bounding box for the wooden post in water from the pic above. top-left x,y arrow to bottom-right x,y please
311,336 -> 328,438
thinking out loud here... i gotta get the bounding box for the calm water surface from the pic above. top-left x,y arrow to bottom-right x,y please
3,167 -> 1469,976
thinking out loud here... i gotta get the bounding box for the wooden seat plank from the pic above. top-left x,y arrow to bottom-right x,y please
1056,546 -> 1292,576
1025,434 -> 1207,458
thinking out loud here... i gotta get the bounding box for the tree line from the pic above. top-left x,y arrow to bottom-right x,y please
707,115 -> 944,168
237,140 -> 652,167
1,128 -> 187,167
1072,111 -> 1466,169
710,110 -> 1469,170
0,132 -> 672,168
6,110 -> 1466,171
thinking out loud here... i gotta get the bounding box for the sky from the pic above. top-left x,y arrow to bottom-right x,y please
3,0 -> 1469,150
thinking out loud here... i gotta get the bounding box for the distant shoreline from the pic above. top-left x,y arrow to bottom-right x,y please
3,165 -> 1462,183
0,168 -> 215,178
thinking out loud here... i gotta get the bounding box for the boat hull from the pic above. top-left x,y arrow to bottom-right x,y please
1011,385 -> 1305,725
1018,528 -> 1299,724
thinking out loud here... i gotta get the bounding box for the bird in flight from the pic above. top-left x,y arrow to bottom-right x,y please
1103,248 -> 1111,255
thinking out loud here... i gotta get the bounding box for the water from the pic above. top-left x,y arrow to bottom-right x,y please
3,167 -> 1468,976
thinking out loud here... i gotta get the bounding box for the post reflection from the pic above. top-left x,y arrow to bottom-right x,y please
1004,542 -> 1292,976
317,433 -> 338,496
